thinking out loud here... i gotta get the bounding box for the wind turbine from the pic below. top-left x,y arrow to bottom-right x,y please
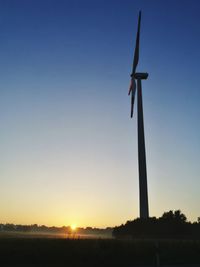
128,11 -> 149,219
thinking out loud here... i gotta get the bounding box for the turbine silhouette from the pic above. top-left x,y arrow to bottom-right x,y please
128,11 -> 149,219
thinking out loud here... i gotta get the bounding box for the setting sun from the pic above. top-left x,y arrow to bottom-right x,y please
71,224 -> 77,231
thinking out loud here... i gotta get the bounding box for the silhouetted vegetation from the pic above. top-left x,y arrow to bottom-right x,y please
113,210 -> 200,239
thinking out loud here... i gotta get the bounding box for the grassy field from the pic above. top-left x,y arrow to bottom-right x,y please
0,233 -> 200,266
0,231 -> 112,239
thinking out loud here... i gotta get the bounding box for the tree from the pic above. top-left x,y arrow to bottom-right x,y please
174,210 -> 187,222
161,210 -> 187,223
161,210 -> 174,220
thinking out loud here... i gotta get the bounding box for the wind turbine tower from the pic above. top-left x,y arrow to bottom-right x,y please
128,11 -> 149,219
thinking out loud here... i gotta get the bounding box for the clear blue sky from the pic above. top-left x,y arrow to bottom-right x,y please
0,0 -> 200,227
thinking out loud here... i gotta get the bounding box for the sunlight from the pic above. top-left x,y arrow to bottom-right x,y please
71,224 -> 77,231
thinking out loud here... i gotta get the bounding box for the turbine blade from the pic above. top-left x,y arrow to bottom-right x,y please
131,11 -> 141,75
128,78 -> 134,95
130,79 -> 137,118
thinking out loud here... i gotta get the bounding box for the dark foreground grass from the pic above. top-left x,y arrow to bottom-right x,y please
0,237 -> 200,266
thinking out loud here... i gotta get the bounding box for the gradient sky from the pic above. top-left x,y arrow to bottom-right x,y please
0,0 -> 200,228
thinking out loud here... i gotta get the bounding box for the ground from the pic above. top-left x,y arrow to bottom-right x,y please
0,233 -> 200,266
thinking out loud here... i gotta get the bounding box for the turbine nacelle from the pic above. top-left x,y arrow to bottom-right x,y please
132,72 -> 148,80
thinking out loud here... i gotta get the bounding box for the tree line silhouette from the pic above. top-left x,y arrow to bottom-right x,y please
113,210 -> 200,239
0,223 -> 112,236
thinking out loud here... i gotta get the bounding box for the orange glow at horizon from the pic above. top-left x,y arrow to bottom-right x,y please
71,224 -> 77,231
